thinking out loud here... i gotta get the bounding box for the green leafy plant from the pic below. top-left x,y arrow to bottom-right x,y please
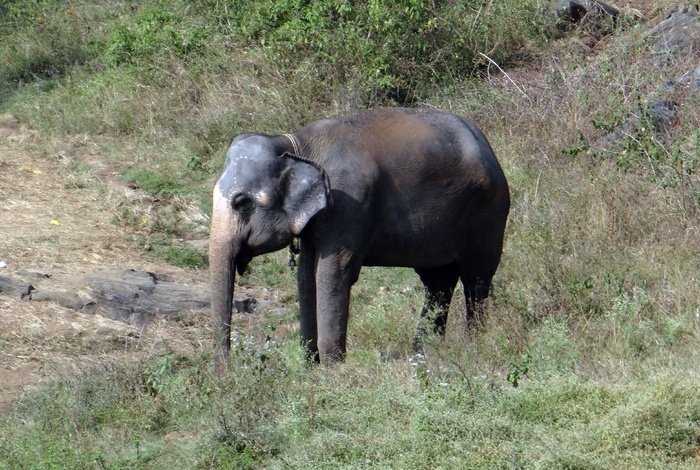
145,356 -> 174,396
193,0 -> 555,102
506,353 -> 531,388
123,168 -> 186,198
104,7 -> 209,66
152,244 -> 208,269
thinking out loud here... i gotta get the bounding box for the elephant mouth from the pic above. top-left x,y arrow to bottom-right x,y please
235,246 -> 252,275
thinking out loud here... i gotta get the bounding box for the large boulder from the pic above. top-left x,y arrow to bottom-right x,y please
80,269 -> 210,323
0,269 -> 278,332
0,275 -> 33,298
649,4 -> 700,65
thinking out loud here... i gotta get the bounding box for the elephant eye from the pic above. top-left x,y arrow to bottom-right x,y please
232,192 -> 255,213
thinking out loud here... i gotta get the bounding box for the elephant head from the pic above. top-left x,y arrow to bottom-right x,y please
209,134 -> 330,364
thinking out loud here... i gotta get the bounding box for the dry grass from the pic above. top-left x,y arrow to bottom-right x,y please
1,0 -> 700,466
0,124 -> 217,416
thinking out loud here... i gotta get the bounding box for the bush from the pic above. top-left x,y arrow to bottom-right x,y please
201,0 -> 556,102
104,6 -> 211,66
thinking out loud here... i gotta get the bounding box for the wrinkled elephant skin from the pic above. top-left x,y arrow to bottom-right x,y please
210,108 -> 510,366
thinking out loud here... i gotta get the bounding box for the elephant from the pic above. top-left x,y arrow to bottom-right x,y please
210,107 -> 510,366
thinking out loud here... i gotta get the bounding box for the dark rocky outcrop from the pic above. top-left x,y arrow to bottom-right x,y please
28,291 -> 98,314
79,269 -> 210,322
604,3 -> 699,143
633,5 -> 700,138
0,269 -> 275,332
649,4 -> 700,65
0,275 -> 34,298
646,99 -> 678,133
554,0 -> 620,25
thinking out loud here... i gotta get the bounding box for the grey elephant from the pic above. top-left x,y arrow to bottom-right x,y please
210,107 -> 510,365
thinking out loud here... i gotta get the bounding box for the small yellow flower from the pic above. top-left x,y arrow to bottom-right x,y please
67,8 -> 73,14
37,17 -> 43,22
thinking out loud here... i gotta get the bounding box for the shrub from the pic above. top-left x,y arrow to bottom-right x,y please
195,0 -> 556,102
104,7 -> 210,66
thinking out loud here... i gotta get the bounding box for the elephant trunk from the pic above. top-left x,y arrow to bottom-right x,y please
209,188 -> 240,369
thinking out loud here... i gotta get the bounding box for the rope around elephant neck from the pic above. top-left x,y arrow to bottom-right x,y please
283,133 -> 300,156
288,238 -> 300,271
283,133 -> 301,272
280,133 -> 333,271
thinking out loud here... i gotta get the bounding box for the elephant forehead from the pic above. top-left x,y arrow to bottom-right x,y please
228,152 -> 280,175
218,155 -> 257,183
214,178 -> 239,201
216,165 -> 241,194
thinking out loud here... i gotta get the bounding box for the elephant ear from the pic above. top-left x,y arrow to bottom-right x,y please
279,152 -> 332,235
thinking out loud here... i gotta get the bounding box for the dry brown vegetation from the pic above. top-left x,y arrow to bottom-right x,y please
1,0 -> 700,467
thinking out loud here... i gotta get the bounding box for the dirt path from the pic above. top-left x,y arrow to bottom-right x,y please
0,116 -> 213,416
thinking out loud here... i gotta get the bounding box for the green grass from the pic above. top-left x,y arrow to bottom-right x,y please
3,0 -> 700,467
151,243 -> 208,269
123,168 -> 187,198
2,347 -> 699,468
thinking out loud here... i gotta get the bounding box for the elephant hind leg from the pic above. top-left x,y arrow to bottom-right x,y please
413,263 -> 460,349
458,258 -> 497,331
461,275 -> 491,330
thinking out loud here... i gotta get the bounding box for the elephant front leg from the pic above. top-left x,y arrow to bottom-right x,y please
315,255 -> 358,364
297,240 -> 319,362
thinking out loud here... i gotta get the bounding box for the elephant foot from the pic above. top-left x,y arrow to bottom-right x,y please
213,349 -> 230,376
305,348 -> 320,364
412,332 -> 427,353
319,350 -> 346,365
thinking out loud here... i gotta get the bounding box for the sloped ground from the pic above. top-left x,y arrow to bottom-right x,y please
0,118 -> 218,416
0,0 -> 695,421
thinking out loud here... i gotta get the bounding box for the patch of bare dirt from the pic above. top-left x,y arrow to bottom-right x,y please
0,116 -> 220,416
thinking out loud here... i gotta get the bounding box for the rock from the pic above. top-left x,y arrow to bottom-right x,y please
668,66 -> 700,93
94,325 -> 139,343
693,66 -> 700,91
554,0 -> 619,25
0,275 -> 34,299
3,267 -> 281,329
233,296 -> 257,314
646,100 -> 677,132
677,70 -> 694,85
28,291 -> 96,313
648,4 -> 700,65
658,79 -> 678,93
610,99 -> 677,142
132,311 -> 156,331
80,269 -> 210,322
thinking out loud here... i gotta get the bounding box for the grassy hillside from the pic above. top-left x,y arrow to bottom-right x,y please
2,0 -> 700,468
